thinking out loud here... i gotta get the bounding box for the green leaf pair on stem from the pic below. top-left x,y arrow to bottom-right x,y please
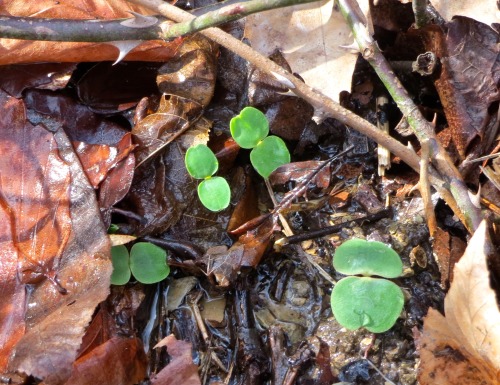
330,239 -> 404,333
185,107 -> 290,211
111,242 -> 170,285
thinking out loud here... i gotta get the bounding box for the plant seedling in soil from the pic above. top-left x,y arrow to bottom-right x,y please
185,107 -> 290,211
230,107 -> 290,178
330,238 -> 404,333
110,242 -> 170,285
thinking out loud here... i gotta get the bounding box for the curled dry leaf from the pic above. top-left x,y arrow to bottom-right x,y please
421,17 -> 500,162
203,215 -> 278,287
0,0 -> 182,64
419,220 -> 500,385
151,334 -> 201,385
0,90 -> 112,384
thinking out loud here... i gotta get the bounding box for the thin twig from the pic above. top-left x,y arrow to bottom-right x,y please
418,140 -> 437,236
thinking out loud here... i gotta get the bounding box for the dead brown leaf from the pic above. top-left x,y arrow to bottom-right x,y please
58,337 -> 147,385
0,90 -> 112,384
151,334 -> 201,385
419,220 -> 500,385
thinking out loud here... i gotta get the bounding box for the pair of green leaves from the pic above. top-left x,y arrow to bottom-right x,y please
185,107 -> 290,212
331,239 -> 404,333
111,242 -> 170,285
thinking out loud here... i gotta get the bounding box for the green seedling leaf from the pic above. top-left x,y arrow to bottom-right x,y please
198,176 -> 231,212
333,238 -> 402,278
110,245 -> 131,285
230,106 -> 269,149
185,144 -> 218,179
331,276 -> 404,333
130,242 -> 170,284
250,136 -> 290,178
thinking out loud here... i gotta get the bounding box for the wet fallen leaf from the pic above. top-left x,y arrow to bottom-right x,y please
269,161 -> 331,189
151,334 -> 201,385
59,337 -> 147,385
204,215 -> 278,287
419,220 -> 500,385
0,90 -> 112,384
0,0 -> 181,64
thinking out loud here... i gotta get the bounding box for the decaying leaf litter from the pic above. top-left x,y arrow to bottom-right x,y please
0,0 -> 500,384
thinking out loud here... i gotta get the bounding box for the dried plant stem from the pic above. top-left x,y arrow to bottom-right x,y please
336,0 -> 482,231
130,0 -> 474,231
412,0 -> 431,29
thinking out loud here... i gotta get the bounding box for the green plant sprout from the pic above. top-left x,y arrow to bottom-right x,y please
230,107 -> 290,178
330,238 -> 404,333
185,106 -> 290,211
185,144 -> 231,212
110,242 -> 170,285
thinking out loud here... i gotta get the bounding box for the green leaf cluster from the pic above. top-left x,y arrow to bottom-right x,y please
330,239 -> 404,333
185,107 -> 290,211
110,242 -> 170,285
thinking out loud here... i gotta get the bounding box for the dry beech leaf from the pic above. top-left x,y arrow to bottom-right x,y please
151,334 -> 201,385
0,0 -> 181,64
57,337 -> 147,385
432,0 -> 500,26
419,220 -> 500,385
245,0 -> 369,102
0,90 -> 112,384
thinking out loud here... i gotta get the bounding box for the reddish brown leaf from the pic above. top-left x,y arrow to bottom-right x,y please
0,0 -> 181,65
0,90 -> 112,384
204,215 -> 278,287
74,132 -> 135,189
59,337 -> 147,385
151,334 -> 201,385
269,161 -> 331,189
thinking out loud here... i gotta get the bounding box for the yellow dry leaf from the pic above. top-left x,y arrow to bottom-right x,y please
419,220 -> 500,384
245,0 -> 369,103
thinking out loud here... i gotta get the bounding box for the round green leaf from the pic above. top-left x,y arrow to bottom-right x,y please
333,238 -> 402,278
230,106 -> 269,149
110,245 -> 131,285
331,276 -> 404,333
250,136 -> 290,178
185,144 -> 218,179
130,242 -> 170,284
197,176 -> 231,212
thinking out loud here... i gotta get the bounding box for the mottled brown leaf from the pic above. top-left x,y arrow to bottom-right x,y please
419,221 -> 500,385
204,215 -> 278,287
151,334 -> 201,385
269,161 -> 331,189
0,0 -> 181,64
157,35 -> 217,108
60,337 -> 147,385
0,63 -> 76,98
422,17 -> 500,161
0,90 -> 112,384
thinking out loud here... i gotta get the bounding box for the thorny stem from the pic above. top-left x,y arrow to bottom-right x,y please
0,0 -> 319,42
335,0 -> 482,231
130,0 -> 475,231
412,0 -> 431,29
0,0 -> 478,230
